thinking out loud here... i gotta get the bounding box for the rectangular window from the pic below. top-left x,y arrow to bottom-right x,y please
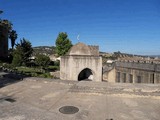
137,76 -> 141,83
122,73 -> 126,83
116,72 -> 120,82
150,74 -> 154,83
129,74 -> 133,83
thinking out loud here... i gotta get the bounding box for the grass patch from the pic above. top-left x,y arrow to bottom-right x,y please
1,64 -> 58,79
48,66 -> 59,71
16,67 -> 53,78
16,67 -> 41,73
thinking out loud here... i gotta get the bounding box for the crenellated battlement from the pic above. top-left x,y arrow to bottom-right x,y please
88,45 -> 99,56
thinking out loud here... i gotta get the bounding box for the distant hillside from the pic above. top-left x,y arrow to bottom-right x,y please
33,46 -> 56,56
149,55 -> 160,58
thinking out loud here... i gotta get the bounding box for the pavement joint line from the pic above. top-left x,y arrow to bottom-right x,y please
18,100 -> 60,114
46,82 -> 78,111
67,84 -> 160,97
11,99 -> 63,116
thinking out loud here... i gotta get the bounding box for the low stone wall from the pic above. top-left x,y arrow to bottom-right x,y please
105,62 -> 160,84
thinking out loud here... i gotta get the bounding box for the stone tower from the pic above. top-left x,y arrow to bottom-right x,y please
60,42 -> 102,81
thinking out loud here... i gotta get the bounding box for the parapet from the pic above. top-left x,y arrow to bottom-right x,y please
88,45 -> 99,56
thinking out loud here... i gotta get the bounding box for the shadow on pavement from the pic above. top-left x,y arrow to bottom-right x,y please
0,71 -> 28,88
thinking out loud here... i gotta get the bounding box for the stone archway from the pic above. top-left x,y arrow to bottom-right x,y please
78,68 -> 93,81
60,42 -> 102,82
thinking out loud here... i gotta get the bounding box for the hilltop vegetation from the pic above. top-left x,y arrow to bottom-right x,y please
33,46 -> 56,56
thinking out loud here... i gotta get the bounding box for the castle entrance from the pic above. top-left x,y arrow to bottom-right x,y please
78,68 -> 93,81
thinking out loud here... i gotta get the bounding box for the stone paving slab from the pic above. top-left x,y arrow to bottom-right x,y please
0,77 -> 160,120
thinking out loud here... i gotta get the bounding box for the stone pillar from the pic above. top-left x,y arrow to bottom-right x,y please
120,72 -> 123,83
133,70 -> 136,83
154,73 -> 160,83
154,73 -> 156,83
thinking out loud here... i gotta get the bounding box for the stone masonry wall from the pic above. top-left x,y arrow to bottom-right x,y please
105,62 -> 160,84
88,45 -> 99,56
60,55 -> 102,81
115,62 -> 160,83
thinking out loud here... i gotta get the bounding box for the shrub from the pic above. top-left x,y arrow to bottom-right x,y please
48,66 -> 59,71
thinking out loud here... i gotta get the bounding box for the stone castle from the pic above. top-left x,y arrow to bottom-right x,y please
60,42 -> 160,84
60,42 -> 102,81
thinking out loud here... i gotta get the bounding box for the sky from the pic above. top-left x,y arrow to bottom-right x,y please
0,0 -> 160,55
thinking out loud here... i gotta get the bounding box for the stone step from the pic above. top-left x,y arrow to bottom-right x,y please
69,84 -> 160,97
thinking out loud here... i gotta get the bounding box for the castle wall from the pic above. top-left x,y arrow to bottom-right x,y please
105,68 -> 116,82
105,62 -> 160,84
115,67 -> 153,83
60,55 -> 102,81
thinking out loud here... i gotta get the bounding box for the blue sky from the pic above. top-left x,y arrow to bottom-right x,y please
0,0 -> 160,55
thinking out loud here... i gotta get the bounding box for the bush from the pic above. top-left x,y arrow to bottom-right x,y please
54,60 -> 60,66
31,73 -> 38,77
12,54 -> 22,67
38,73 -> 53,78
2,63 -> 14,70
48,66 -> 59,71
35,54 -> 50,69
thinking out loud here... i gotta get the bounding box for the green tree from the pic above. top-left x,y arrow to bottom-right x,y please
35,54 -> 50,69
0,19 -> 12,32
12,38 -> 33,66
55,32 -> 72,56
9,30 -> 17,49
0,10 -> 18,50
12,53 -> 22,67
12,44 -> 23,66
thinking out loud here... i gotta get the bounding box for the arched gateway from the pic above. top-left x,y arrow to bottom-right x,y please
78,68 -> 93,81
60,42 -> 102,82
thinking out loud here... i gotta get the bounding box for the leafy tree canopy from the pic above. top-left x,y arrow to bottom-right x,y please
0,10 -> 17,49
55,32 -> 72,56
35,54 -> 50,69
0,10 -> 17,63
0,19 -> 12,31
12,38 -> 33,66
9,30 -> 18,49
0,10 -> 12,31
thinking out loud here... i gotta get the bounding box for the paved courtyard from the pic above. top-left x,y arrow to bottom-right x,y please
0,75 -> 160,120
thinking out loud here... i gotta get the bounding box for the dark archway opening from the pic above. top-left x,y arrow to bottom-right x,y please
78,68 -> 93,81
